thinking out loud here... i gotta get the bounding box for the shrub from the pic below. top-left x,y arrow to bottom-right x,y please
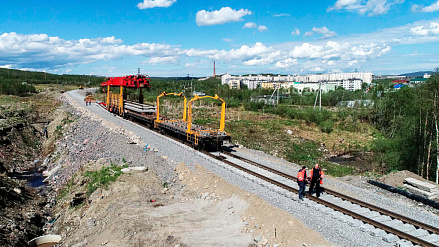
319,120 -> 334,134
243,101 -> 266,111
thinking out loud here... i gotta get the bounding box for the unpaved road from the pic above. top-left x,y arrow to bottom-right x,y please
49,90 -> 331,247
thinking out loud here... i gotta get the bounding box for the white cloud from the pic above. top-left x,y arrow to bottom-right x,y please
312,26 -> 337,39
0,32 -> 181,69
292,28 -> 300,36
223,38 -> 232,42
243,22 -> 257,29
137,0 -> 176,9
333,0 -> 360,10
287,40 -> 391,69
243,50 -> 283,66
410,23 -> 439,36
0,64 -> 13,69
148,56 -> 179,65
328,0 -> 404,16
185,62 -> 198,67
196,7 -> 252,26
99,37 -> 123,44
2,19 -> 438,75
273,13 -> 291,17
348,60 -> 359,66
303,27 -> 337,39
290,43 -> 324,58
185,42 -> 275,62
311,67 -> 325,72
274,58 -> 297,69
412,1 -> 439,12
243,22 -> 268,32
258,25 -> 268,32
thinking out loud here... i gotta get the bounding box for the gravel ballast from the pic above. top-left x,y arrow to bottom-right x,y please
61,90 -> 439,247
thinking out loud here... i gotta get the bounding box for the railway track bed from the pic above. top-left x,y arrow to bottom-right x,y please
205,150 -> 439,247
68,91 -> 439,247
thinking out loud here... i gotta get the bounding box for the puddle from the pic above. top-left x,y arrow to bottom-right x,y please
10,169 -> 46,188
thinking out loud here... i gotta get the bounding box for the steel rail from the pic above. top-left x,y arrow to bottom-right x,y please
93,104 -> 437,246
218,151 -> 438,247
222,150 -> 439,235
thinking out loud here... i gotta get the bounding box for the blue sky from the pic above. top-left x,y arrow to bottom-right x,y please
1,0 -> 439,77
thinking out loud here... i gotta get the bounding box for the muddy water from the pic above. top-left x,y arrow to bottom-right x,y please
10,168 -> 46,188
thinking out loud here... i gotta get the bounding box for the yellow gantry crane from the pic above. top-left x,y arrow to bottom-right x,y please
186,94 -> 226,145
155,92 -> 187,127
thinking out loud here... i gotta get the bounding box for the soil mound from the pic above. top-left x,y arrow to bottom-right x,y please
377,170 -> 436,188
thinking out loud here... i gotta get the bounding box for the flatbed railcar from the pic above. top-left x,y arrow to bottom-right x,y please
101,75 -> 231,150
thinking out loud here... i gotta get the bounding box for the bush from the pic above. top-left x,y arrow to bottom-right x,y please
0,81 -> 36,96
243,101 -> 266,111
227,98 -> 241,108
300,108 -> 332,125
274,105 -> 289,117
319,120 -> 334,134
371,137 -> 400,171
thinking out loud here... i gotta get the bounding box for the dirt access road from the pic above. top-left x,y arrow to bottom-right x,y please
50,90 -> 332,247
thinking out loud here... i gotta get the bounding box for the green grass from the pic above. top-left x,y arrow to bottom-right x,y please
0,95 -> 20,105
362,171 -> 383,178
84,163 -> 128,197
322,161 -> 355,177
57,174 -> 77,200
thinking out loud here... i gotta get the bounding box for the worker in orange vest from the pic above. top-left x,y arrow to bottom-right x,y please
308,163 -> 324,197
297,166 -> 308,201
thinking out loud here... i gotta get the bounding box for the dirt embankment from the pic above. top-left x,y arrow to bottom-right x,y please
0,90 -> 70,246
51,160 -> 331,247
376,170 -> 438,188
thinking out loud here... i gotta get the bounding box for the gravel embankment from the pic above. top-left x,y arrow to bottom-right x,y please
232,147 -> 439,228
60,89 -> 405,247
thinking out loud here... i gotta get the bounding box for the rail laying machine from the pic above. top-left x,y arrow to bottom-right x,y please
101,75 -> 231,150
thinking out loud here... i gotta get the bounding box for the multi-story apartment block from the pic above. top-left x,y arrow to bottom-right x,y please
221,72 -> 372,91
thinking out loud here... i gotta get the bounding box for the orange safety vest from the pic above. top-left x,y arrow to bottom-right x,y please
297,169 -> 306,182
308,168 -> 324,184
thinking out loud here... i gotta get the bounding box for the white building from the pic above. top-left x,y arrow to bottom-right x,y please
221,72 -> 372,91
283,82 -> 336,94
327,79 -> 363,91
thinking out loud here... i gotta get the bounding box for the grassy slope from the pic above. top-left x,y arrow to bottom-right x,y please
195,107 -> 378,177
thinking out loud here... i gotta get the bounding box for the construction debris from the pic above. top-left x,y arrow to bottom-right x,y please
403,178 -> 438,199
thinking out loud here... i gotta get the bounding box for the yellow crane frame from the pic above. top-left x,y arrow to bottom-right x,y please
155,92 -> 187,127
186,94 -> 226,144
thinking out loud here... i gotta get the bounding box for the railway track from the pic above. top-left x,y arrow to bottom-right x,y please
96,101 -> 439,246
203,150 -> 439,247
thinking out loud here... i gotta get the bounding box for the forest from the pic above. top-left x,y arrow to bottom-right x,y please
0,68 -> 104,96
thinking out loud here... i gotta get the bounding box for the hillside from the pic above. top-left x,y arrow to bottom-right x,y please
399,71 -> 433,77
0,68 -> 104,86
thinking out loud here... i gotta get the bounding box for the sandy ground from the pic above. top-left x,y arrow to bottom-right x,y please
175,163 -> 332,247
53,160 -> 332,247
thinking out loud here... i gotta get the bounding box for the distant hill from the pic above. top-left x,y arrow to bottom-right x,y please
0,68 -> 104,86
399,71 -> 434,78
